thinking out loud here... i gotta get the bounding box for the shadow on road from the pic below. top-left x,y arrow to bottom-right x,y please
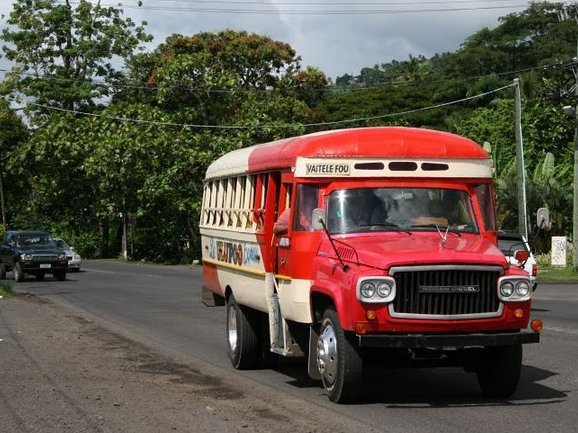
276,358 -> 566,406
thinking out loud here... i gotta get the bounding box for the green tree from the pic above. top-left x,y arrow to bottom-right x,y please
0,97 -> 27,152
5,29 -> 328,260
1,0 -> 151,118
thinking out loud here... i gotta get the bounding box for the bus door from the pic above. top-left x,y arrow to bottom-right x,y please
274,179 -> 292,275
275,183 -> 319,278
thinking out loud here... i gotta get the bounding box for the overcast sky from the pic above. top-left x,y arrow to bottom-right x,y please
0,0 -> 556,81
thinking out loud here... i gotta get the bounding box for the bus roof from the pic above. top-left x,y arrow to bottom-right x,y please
205,127 -> 489,180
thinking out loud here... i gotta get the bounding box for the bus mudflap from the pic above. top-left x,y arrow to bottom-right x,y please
201,286 -> 225,307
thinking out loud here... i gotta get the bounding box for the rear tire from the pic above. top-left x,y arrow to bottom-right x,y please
0,263 -> 6,279
317,308 -> 363,403
226,294 -> 260,369
476,344 -> 522,398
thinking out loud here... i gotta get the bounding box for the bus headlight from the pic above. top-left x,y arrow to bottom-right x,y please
515,280 -> 530,297
357,277 -> 396,303
498,276 -> 531,302
500,281 -> 514,298
360,281 -> 376,298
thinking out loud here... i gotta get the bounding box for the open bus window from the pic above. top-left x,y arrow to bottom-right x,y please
327,188 -> 479,234
293,184 -> 319,231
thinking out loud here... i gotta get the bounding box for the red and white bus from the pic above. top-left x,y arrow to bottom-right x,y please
200,126 -> 542,403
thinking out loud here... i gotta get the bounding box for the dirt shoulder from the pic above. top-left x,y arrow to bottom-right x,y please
0,294 -> 363,433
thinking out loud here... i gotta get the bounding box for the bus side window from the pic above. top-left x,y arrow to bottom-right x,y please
293,184 -> 319,231
475,183 -> 496,231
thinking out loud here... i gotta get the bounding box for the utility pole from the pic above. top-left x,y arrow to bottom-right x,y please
0,141 -> 5,228
574,8 -> 578,270
513,78 -> 528,240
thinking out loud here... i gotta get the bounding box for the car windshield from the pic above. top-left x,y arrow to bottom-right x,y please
16,234 -> 54,247
55,239 -> 70,249
326,187 -> 478,234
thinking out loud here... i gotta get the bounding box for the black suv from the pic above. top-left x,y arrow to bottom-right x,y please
0,231 -> 68,282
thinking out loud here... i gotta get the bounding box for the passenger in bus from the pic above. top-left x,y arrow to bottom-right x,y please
273,208 -> 290,234
274,185 -> 318,234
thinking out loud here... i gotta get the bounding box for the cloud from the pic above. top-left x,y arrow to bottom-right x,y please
0,1 -> 552,81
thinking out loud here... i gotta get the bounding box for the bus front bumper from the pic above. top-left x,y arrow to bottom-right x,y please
357,330 -> 540,349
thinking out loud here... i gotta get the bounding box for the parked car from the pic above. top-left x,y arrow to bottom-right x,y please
0,231 -> 68,282
497,231 -> 538,291
54,238 -> 82,271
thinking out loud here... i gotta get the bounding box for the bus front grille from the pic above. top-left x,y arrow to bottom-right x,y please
391,268 -> 501,317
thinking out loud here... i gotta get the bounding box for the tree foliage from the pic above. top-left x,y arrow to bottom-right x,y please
2,26 -> 328,260
1,1 -> 577,261
1,0 -> 151,117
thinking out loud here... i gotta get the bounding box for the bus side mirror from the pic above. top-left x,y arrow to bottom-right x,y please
311,208 -> 326,231
537,207 -> 551,231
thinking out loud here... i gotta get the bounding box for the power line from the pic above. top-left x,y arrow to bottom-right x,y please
58,0 -> 530,15
123,0 -> 527,4
18,82 -> 515,130
0,59 -> 570,94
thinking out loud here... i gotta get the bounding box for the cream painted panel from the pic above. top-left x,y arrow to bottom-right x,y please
294,157 -> 493,178
277,278 -> 313,324
216,267 -> 269,313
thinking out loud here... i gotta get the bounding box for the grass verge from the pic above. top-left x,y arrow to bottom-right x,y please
537,252 -> 578,282
0,281 -> 14,298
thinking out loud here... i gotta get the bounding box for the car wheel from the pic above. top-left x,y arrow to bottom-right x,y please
0,263 -> 6,280
13,262 -> 24,283
317,308 -> 363,403
54,270 -> 66,281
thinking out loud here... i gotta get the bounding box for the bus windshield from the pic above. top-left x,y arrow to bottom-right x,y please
326,188 -> 478,234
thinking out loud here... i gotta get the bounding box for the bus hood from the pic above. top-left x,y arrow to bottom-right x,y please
331,233 -> 506,269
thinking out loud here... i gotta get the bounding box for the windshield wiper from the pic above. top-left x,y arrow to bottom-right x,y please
410,224 -> 462,236
364,223 -> 412,235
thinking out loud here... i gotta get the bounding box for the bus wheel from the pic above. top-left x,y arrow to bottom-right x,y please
226,294 -> 259,369
476,344 -> 522,398
317,308 -> 363,403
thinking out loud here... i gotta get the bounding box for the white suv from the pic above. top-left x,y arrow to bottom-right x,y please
497,231 -> 538,291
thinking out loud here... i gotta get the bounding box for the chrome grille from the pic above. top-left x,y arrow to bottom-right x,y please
31,254 -> 59,262
391,266 -> 501,317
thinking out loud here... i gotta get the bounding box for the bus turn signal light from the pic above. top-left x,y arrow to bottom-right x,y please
366,310 -> 377,320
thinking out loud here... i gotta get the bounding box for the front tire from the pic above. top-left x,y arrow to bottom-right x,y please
317,308 -> 363,403
476,344 -> 522,398
13,262 -> 24,283
54,270 -> 66,281
226,294 -> 260,369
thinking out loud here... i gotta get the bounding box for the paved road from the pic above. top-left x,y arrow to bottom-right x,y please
9,261 -> 578,433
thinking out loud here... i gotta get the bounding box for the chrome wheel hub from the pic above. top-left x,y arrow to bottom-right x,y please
317,323 -> 337,386
227,305 -> 238,352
